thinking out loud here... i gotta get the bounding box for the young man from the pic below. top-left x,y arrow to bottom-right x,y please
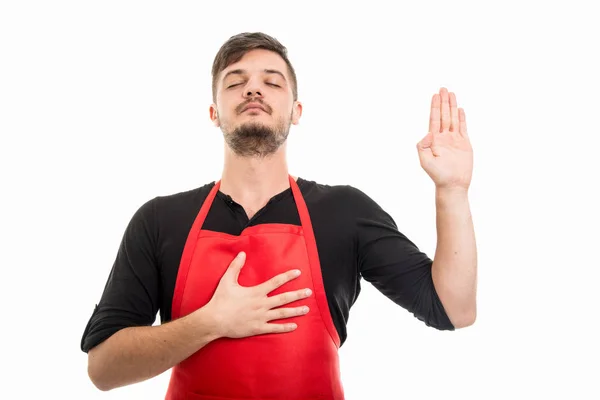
81,32 -> 477,399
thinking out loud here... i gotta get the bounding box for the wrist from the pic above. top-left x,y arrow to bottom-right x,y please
190,303 -> 224,342
435,187 -> 470,212
436,186 -> 469,201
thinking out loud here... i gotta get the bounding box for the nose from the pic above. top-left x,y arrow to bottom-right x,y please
244,89 -> 262,98
242,76 -> 265,99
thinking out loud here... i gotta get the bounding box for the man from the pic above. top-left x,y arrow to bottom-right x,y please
81,32 -> 477,399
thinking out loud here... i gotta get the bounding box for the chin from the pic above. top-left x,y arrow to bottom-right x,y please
238,121 -> 271,130
241,113 -> 269,121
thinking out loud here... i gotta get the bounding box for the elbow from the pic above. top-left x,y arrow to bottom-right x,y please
87,347 -> 114,392
450,308 -> 477,329
88,371 -> 112,392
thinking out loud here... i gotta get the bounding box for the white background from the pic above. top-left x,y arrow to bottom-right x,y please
1,1 -> 599,399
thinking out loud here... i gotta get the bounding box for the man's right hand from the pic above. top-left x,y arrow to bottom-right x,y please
87,251 -> 311,391
205,251 -> 312,339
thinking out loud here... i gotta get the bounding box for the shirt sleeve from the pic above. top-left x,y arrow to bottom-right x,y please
352,188 -> 455,330
80,197 -> 161,353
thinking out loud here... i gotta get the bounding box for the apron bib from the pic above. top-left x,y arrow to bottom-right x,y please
165,175 -> 344,399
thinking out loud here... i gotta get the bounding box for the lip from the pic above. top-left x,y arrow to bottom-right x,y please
242,103 -> 266,113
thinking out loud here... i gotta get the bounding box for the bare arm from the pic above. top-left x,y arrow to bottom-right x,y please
431,188 -> 477,328
88,305 -> 220,391
418,88 -> 477,328
88,252 -> 311,391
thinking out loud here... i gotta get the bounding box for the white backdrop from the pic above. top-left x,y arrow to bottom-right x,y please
1,1 -> 599,399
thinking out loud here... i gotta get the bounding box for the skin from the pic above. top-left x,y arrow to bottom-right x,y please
417,88 -> 477,328
210,50 -> 477,326
209,48 -> 302,218
87,50 -> 311,392
88,255 -> 313,391
87,49 -> 478,392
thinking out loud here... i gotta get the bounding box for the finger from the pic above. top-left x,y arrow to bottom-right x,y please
459,108 -> 468,137
257,269 -> 301,294
449,92 -> 459,133
429,94 -> 441,134
266,288 -> 312,308
265,305 -> 309,322
262,322 -> 298,334
226,252 -> 246,283
440,87 -> 450,132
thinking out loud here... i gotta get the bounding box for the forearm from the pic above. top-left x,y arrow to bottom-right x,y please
88,306 -> 222,391
431,187 -> 477,328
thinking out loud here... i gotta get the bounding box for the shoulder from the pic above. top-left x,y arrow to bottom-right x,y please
130,181 -> 217,229
298,177 -> 381,213
297,177 -> 387,227
152,181 -> 216,212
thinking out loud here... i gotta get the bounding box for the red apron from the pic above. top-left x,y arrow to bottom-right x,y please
165,175 -> 345,400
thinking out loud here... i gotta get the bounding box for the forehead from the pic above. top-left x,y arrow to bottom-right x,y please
220,49 -> 289,80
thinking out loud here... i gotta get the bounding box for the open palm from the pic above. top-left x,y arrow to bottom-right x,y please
417,87 -> 473,190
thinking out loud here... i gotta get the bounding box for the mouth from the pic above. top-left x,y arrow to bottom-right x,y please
243,107 -> 266,113
241,101 -> 268,114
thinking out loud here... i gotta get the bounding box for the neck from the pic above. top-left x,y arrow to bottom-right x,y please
220,142 -> 295,207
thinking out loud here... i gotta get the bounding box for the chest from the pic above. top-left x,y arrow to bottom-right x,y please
157,200 -> 358,323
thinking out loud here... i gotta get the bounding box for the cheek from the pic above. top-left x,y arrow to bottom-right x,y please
215,101 -> 234,120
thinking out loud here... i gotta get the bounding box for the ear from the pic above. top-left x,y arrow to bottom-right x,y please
291,101 -> 303,125
209,104 -> 220,127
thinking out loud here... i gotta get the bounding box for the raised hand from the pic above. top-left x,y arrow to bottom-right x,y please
417,87 -> 473,191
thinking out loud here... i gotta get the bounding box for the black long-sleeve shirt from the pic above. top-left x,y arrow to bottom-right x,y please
80,177 -> 454,353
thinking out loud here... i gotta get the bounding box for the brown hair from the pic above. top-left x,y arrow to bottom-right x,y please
211,32 -> 298,104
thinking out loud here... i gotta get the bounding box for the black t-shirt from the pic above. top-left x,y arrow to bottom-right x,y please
80,177 -> 454,353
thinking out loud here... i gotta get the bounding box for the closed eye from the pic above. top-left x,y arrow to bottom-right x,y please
227,83 -> 280,89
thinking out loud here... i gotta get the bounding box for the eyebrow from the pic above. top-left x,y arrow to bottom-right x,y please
222,69 -> 287,82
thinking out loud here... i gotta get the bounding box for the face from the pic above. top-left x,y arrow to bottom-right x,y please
210,49 -> 302,158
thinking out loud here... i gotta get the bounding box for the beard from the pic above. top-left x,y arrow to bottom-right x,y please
222,111 -> 292,158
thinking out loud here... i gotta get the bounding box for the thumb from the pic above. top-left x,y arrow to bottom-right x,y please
227,251 -> 246,283
417,131 -> 433,151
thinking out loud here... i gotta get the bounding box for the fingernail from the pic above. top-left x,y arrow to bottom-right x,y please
238,252 -> 246,259
305,289 -> 312,296
294,269 -> 301,276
